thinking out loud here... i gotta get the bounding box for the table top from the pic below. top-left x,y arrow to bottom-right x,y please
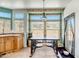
30,36 -> 60,40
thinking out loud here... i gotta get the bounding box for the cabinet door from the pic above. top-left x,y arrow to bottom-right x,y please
13,36 -> 18,50
0,37 -> 5,53
20,35 -> 24,49
5,36 -> 13,51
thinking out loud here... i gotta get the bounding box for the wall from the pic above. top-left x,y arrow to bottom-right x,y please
0,0 -> 72,9
64,0 -> 79,58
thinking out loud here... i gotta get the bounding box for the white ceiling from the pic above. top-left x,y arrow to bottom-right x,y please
0,0 -> 72,9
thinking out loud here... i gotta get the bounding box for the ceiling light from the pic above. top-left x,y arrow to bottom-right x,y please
42,0 -> 47,21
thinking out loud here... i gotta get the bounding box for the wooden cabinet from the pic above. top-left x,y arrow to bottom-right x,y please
0,37 -> 5,54
0,33 -> 24,55
5,36 -> 14,52
19,34 -> 24,49
13,36 -> 18,50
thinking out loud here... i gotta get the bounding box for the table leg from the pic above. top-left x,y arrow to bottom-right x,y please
56,40 -> 58,55
30,40 -> 32,57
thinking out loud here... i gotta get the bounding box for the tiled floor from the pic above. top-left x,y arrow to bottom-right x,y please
1,47 -> 57,58
1,48 -> 30,58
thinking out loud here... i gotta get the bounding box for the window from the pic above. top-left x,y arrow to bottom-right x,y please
14,20 -> 24,33
30,15 -> 44,37
46,21 -> 60,38
46,14 -> 60,38
0,12 -> 11,18
31,22 -> 44,30
31,21 -> 44,37
14,13 -> 24,19
46,15 -> 60,20
14,12 -> 25,33
0,8 -> 12,33
30,15 -> 42,20
46,22 -> 60,30
4,20 -> 11,33
30,14 -> 61,38
30,15 -> 60,20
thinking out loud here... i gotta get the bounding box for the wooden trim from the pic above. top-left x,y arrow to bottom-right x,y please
29,13 -> 61,15
26,8 -> 64,12
13,8 -> 64,12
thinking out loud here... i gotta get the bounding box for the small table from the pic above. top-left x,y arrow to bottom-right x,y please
30,36 -> 60,57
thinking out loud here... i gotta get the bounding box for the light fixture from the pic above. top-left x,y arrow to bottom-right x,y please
42,0 -> 47,38
42,0 -> 47,21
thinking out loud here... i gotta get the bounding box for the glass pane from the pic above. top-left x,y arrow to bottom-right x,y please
30,15 -> 42,20
31,22 -> 44,29
47,30 -> 60,39
70,17 -> 75,32
4,20 -> 11,33
46,22 -> 60,29
65,16 -> 75,55
15,13 -> 24,19
30,14 -> 60,38
14,20 -> 24,33
31,22 -> 44,37
46,21 -> 60,39
0,12 -> 11,18
66,20 -> 73,53
31,29 -> 44,37
31,15 -> 60,20
47,15 -> 60,20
